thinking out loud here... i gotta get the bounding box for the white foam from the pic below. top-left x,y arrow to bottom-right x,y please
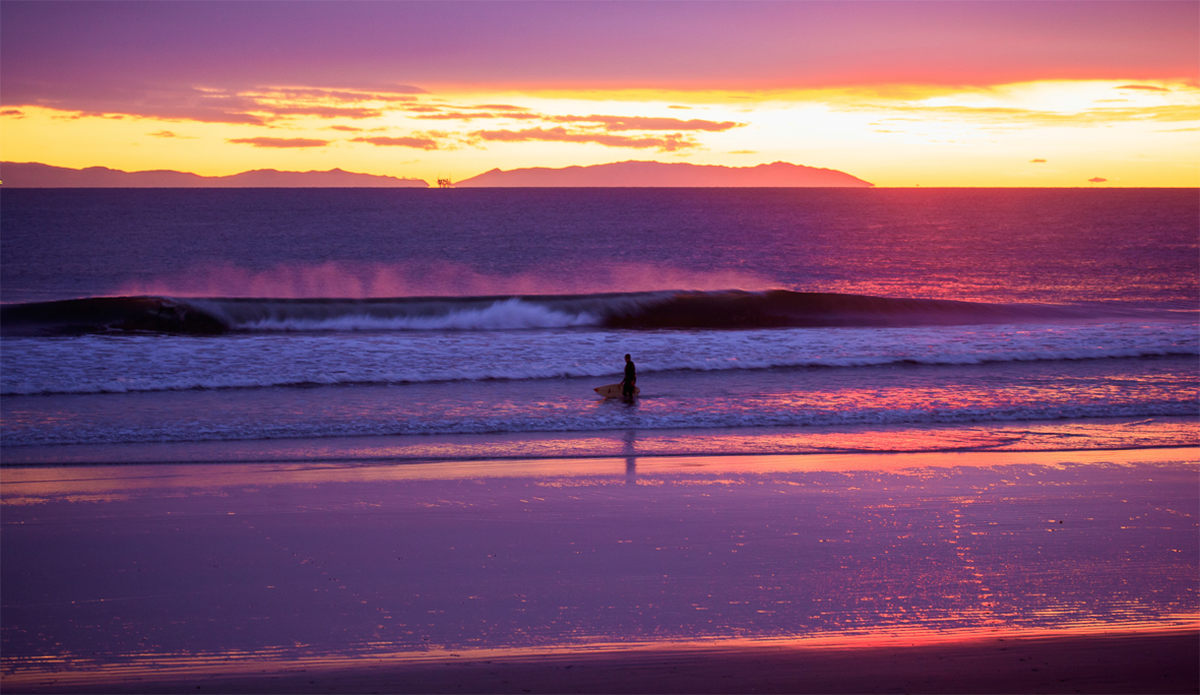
232,299 -> 602,332
2,320 -> 1196,396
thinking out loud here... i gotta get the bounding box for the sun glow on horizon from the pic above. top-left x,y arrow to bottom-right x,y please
3,78 -> 1198,187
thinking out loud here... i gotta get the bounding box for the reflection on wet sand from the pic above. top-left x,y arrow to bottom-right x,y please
1,448 -> 1196,688
624,429 -> 638,485
3,416 -> 1196,467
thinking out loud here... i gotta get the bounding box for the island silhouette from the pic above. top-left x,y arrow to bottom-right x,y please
1,162 -> 429,188
455,160 -> 873,187
3,159 -> 873,188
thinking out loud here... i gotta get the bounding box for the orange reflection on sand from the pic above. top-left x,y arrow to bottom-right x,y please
3,448 -> 1197,506
5,418 -> 1196,468
3,619 -> 1195,691
748,381 -> 1179,418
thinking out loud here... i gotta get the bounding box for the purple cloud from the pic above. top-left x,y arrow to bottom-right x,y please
8,83 -> 271,125
23,84 -> 420,125
265,88 -> 421,101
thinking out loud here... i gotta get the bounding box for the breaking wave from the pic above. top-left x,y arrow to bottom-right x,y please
1,289 -> 1098,337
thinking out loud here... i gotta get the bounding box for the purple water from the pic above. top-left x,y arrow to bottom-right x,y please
0,188 -> 1196,453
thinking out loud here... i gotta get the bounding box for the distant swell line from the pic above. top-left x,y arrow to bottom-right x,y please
0,289 -> 1105,337
3,347 -> 1196,397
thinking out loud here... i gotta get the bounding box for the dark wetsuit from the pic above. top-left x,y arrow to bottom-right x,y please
622,359 -> 637,399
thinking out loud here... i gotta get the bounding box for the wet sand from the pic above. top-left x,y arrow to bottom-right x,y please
3,416 -> 1196,467
6,628 -> 1197,694
2,446 -> 1197,694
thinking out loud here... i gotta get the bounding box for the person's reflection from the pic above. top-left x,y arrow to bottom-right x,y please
623,429 -> 637,485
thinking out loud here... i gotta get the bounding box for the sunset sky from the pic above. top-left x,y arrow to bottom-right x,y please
2,1 -> 1197,187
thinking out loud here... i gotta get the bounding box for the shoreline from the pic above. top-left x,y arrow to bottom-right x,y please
6,626 -> 1197,694
2,415 -> 1196,467
3,445 -> 1197,495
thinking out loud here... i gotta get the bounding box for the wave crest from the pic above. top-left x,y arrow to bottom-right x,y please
0,289 -> 1096,337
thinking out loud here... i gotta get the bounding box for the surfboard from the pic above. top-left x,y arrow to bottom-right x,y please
594,383 -> 639,398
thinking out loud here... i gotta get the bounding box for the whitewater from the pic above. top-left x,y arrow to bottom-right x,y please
1,317 -> 1196,396
2,312 -> 1196,447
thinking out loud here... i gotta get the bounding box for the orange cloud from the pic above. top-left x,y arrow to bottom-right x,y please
859,103 -> 1200,128
411,106 -> 742,132
237,88 -> 425,122
550,115 -> 742,132
470,127 -> 697,151
470,104 -> 530,111
226,137 -> 330,148
350,135 -> 440,150
413,110 -> 541,121
259,105 -> 385,119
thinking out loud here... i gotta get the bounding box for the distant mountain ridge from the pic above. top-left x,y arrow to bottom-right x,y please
1,162 -> 429,188
455,160 -> 873,187
2,160 -> 873,188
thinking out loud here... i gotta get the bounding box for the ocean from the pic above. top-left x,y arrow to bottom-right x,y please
1,188 -> 1197,458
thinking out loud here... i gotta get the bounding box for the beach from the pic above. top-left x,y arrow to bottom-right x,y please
3,438 -> 1197,693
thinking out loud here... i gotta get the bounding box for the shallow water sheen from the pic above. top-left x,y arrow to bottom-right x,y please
2,451 -> 1195,671
3,350 -> 1195,447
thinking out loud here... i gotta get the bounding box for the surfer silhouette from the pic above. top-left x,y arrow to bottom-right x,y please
622,353 -> 637,401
